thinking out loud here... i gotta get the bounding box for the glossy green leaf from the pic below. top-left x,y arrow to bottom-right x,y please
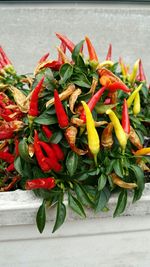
66,151 -> 79,177
72,40 -> 84,63
52,198 -> 66,233
59,63 -> 73,82
98,174 -> 107,191
36,201 -> 46,233
34,114 -> 57,125
50,131 -> 63,144
14,156 -> 23,176
75,184 -> 94,207
95,187 -> 111,213
113,159 -> 124,178
113,189 -> 127,217
129,165 -> 145,202
18,138 -> 34,163
68,192 -> 86,218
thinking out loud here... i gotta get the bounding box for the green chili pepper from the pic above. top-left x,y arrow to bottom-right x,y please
81,101 -> 100,164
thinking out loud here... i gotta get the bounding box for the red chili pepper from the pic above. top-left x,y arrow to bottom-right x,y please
107,81 -> 130,93
122,99 -> 130,134
0,131 -> 13,140
43,60 -> 62,71
28,77 -> 44,117
25,177 -> 56,190
54,89 -> 69,128
80,86 -> 106,122
56,33 -> 75,53
39,141 -> 62,172
106,44 -> 112,60
138,59 -> 146,81
38,52 -> 50,64
34,130 -> 51,172
6,163 -> 15,172
42,125 -> 64,161
0,46 -> 11,65
0,151 -> 14,163
85,36 -> 98,62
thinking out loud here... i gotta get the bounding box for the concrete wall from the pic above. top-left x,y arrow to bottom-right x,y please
0,2 -> 150,81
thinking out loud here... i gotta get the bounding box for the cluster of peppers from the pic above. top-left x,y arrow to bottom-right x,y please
0,33 -> 150,233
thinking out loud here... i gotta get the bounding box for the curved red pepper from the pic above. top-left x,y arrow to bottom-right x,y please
0,151 -> 14,163
25,177 -> 56,190
34,130 -> 51,172
107,82 -> 130,93
28,77 -> 44,117
56,33 -> 75,53
80,86 -> 106,122
42,125 -> 64,161
39,141 -> 62,172
54,89 -> 69,128
38,52 -> 50,64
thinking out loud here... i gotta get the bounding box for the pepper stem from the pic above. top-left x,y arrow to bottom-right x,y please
94,154 -> 98,166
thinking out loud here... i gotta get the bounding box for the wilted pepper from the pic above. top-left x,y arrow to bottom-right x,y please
122,99 -> 130,135
28,77 -> 45,118
111,173 -> 137,189
54,89 -> 69,129
25,177 -> 56,190
106,109 -> 127,151
101,122 -> 113,149
127,84 -> 142,108
69,88 -> 82,114
81,101 -> 100,164
133,92 -> 140,116
129,126 -> 143,149
65,126 -> 87,155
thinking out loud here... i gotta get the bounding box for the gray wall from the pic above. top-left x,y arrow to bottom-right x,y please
0,3 -> 150,80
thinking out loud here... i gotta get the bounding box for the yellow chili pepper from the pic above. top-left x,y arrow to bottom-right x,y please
106,109 -> 127,151
134,147 -> 150,156
129,59 -> 139,84
133,92 -> 140,116
81,101 -> 100,164
127,84 -> 142,108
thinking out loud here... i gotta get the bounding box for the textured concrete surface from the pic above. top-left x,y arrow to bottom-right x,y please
0,2 -> 150,81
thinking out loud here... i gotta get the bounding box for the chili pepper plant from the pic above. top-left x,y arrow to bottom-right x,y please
0,34 -> 150,233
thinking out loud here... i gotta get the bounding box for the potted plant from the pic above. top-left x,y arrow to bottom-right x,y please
0,33 -> 149,236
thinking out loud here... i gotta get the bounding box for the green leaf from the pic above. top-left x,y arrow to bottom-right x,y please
59,63 -> 73,83
68,192 -> 86,218
141,83 -> 149,98
75,184 -> 94,207
129,165 -> 145,202
95,103 -> 118,114
98,174 -> 107,191
36,201 -> 46,233
18,138 -> 34,163
113,159 -> 124,178
95,187 -> 111,213
72,40 -> 84,63
106,159 -> 115,175
50,131 -> 63,144
66,151 -> 79,177
14,156 -> 23,175
113,189 -> 127,217
34,114 -> 57,125
52,198 -> 66,233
